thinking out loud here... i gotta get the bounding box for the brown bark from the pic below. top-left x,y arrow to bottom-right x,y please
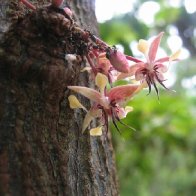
0,1 -> 119,195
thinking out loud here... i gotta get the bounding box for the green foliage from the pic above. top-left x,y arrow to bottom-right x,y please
112,92 -> 196,196
155,7 -> 180,25
99,14 -> 148,55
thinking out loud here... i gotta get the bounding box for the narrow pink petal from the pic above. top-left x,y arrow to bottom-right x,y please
156,64 -> 168,73
135,68 -> 146,81
108,84 -> 140,102
155,57 -> 170,63
68,86 -> 102,104
126,55 -> 142,63
148,32 -> 164,63
129,62 -> 146,74
117,63 -> 144,80
156,72 -> 165,81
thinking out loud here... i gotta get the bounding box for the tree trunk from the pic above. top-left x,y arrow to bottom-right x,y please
0,0 -> 119,195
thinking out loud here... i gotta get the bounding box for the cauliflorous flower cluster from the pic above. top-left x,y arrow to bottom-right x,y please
68,31 -> 180,136
20,0 -> 180,136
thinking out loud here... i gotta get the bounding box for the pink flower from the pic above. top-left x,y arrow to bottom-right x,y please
68,73 -> 143,135
84,53 -> 116,84
126,32 -> 180,97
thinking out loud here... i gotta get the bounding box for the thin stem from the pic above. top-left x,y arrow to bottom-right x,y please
20,0 -> 36,10
126,55 -> 142,63
85,54 -> 97,74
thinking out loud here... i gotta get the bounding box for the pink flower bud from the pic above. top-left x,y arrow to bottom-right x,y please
63,7 -> 73,17
107,49 -> 129,73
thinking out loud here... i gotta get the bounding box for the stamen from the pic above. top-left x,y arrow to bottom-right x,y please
85,54 -> 97,74
155,73 -> 169,90
152,78 -> 159,99
145,75 -> 152,95
111,109 -> 121,134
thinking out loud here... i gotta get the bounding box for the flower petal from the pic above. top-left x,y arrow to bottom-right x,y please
95,73 -> 108,95
170,49 -> 181,61
126,55 -> 142,63
156,72 -> 165,81
82,112 -> 93,132
108,50 -> 130,73
117,63 -> 145,80
148,32 -> 164,63
82,107 -> 101,132
117,72 -> 132,80
137,39 -> 149,54
98,55 -> 112,74
129,63 -> 142,75
125,106 -> 134,113
156,64 -> 168,73
117,106 -> 133,119
155,57 -> 170,63
135,67 -> 146,81
90,126 -> 102,136
68,86 -> 102,104
68,95 -> 87,111
108,84 -> 140,102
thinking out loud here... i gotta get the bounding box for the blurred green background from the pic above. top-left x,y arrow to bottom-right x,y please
96,0 -> 196,195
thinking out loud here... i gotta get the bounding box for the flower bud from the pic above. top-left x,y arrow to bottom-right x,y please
107,50 -> 129,73
63,7 -> 73,17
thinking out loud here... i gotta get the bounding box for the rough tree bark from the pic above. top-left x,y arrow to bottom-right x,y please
0,0 -> 119,195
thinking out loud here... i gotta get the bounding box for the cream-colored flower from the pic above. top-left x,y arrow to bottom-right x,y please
68,95 -> 87,111
90,126 -> 102,136
137,39 -> 149,54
